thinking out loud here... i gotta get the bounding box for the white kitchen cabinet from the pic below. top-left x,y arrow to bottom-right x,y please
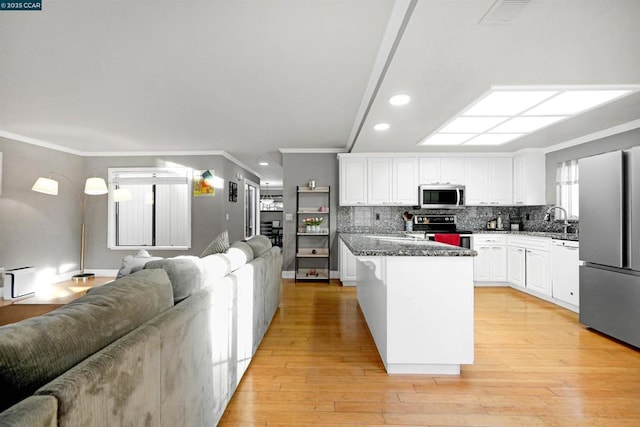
339,156 -> 367,205
508,236 -> 551,297
392,157 -> 419,205
339,239 -> 357,286
513,151 -> 546,205
526,248 -> 550,295
419,158 -> 441,184
367,157 -> 393,205
473,234 -> 507,283
440,158 -> 466,184
551,240 -> 580,307
465,158 -> 513,205
507,245 -> 526,287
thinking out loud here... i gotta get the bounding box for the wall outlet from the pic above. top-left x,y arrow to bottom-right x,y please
225,213 -> 230,221
285,213 -> 293,221
375,213 -> 380,220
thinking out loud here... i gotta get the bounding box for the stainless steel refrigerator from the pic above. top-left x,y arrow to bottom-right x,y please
579,147 -> 640,348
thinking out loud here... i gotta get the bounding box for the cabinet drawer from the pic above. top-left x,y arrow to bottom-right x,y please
508,236 -> 550,251
473,234 -> 507,246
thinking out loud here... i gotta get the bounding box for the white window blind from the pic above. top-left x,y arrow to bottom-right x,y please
555,160 -> 579,219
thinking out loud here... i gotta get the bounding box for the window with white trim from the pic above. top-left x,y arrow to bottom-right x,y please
555,160 -> 579,220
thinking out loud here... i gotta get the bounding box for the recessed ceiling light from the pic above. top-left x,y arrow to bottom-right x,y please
389,94 -> 411,106
374,123 -> 390,131
419,134 -> 475,145
418,85 -> 639,146
258,161 -> 269,166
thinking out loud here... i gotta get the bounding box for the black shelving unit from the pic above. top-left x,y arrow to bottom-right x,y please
295,185 -> 330,282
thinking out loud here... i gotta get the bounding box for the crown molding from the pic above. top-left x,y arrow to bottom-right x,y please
544,119 -> 640,154
0,130 -> 261,178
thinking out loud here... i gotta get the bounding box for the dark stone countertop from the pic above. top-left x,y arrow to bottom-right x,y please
339,233 -> 477,257
473,230 -> 579,241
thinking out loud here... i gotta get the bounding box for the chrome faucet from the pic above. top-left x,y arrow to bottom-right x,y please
545,206 -> 570,234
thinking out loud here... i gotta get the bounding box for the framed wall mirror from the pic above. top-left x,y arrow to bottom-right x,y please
107,167 -> 191,250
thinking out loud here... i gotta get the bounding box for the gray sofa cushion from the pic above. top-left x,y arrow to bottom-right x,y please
144,257 -> 203,303
116,249 -> 163,278
245,235 -> 273,258
0,269 -> 173,412
0,395 -> 57,427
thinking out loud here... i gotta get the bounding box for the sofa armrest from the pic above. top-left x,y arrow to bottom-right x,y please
0,395 -> 57,427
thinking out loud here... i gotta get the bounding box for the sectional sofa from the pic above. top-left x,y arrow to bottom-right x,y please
0,235 -> 282,426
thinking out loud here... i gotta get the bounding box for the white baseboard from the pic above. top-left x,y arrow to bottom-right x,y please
282,270 -> 340,279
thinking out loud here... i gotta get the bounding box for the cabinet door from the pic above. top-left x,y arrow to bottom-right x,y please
526,249 -> 551,296
339,240 -> 358,286
393,158 -> 419,205
464,158 -> 488,205
513,152 -> 545,205
473,246 -> 492,282
488,158 -> 513,205
440,158 -> 465,184
490,246 -> 508,282
368,158 -> 393,205
419,158 -> 441,184
339,157 -> 367,205
507,246 -> 526,287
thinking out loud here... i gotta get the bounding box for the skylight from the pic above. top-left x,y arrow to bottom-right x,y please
418,86 -> 637,146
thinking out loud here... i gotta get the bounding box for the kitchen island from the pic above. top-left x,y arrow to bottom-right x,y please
339,233 -> 477,375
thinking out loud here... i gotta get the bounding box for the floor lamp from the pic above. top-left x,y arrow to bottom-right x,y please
32,174 -> 109,282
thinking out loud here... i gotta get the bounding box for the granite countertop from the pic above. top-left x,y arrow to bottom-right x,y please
339,233 -> 477,257
474,230 -> 579,241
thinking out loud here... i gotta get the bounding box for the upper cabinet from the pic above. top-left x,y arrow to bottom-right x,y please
465,158 -> 513,205
340,156 -> 418,206
419,157 -> 464,185
513,151 -> 546,205
339,156 -> 367,205
339,152 -> 541,207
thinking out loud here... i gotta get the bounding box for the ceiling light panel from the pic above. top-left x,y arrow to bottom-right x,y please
524,90 -> 632,116
463,90 -> 557,116
464,134 -> 524,145
419,134 -> 476,145
441,116 -> 508,133
490,116 -> 565,133
374,123 -> 390,131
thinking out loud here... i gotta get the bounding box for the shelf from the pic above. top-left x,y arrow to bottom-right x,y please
297,232 -> 329,236
298,207 -> 329,214
295,269 -> 329,280
298,186 -> 330,193
297,248 -> 329,258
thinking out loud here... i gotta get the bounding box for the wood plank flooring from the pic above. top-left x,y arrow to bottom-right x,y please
220,280 -> 640,426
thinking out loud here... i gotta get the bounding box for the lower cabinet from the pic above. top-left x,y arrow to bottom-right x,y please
339,240 -> 357,286
473,235 -> 507,283
507,236 -> 551,297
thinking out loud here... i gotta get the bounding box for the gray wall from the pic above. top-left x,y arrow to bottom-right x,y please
0,137 -> 84,274
84,155 -> 260,269
0,136 -> 260,275
282,152 -> 339,272
545,127 -> 640,202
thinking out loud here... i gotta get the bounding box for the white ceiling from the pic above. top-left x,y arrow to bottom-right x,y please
2,0 -> 639,188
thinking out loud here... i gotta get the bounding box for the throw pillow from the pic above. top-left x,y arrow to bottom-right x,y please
200,230 -> 230,257
116,250 -> 163,278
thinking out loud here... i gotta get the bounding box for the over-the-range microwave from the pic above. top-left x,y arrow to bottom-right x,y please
419,184 -> 465,209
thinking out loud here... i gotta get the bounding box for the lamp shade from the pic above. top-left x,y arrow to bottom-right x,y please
32,177 -> 59,195
113,188 -> 132,202
84,177 -> 108,195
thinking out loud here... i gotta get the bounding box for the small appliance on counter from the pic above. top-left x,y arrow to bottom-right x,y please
410,215 -> 472,248
509,215 -> 523,231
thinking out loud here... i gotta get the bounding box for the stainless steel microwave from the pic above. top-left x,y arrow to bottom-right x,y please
419,184 -> 465,209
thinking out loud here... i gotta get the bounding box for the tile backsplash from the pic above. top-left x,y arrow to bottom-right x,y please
337,205 -> 578,234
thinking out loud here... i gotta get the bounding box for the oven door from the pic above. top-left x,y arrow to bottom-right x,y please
419,185 -> 465,208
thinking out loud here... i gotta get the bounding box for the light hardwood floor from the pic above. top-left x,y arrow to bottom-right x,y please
220,280 -> 640,426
